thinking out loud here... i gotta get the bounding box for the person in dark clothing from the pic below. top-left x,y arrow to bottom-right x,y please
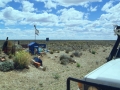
32,54 -> 46,71
33,56 -> 43,66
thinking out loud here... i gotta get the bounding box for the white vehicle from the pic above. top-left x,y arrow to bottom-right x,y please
67,25 -> 120,90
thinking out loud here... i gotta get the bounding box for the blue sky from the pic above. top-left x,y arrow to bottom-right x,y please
0,0 -> 120,40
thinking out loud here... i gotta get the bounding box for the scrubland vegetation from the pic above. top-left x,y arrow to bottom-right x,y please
0,40 -> 114,90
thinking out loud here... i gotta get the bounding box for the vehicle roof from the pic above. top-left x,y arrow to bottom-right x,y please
84,59 -> 120,88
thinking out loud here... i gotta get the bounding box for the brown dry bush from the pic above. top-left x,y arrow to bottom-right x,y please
72,51 -> 82,57
59,55 -> 76,65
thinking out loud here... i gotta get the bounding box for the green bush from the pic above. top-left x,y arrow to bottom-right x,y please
76,63 -> 80,67
13,50 -> 31,69
91,51 -> 96,54
0,60 -> 14,72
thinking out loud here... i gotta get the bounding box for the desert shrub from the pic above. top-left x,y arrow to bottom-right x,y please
103,49 -> 107,52
82,44 -> 89,51
65,49 -> 69,53
0,60 -> 14,72
89,49 -> 91,53
70,54 -> 74,58
76,63 -> 80,67
60,55 -> 69,60
69,58 -> 76,63
52,73 -> 60,80
56,50 -> 60,53
60,55 -> 70,65
52,48 -> 58,52
91,51 -> 96,54
13,50 -> 31,69
8,54 -> 14,59
49,50 -> 54,54
60,59 -> 69,65
60,55 -> 75,65
65,47 -> 70,53
73,51 -> 82,57
15,44 -> 23,51
39,82 -> 43,87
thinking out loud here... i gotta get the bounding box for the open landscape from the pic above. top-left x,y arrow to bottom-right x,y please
0,0 -> 119,90
0,40 -> 115,90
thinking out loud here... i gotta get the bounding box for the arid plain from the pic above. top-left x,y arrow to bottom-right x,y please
0,40 -> 115,90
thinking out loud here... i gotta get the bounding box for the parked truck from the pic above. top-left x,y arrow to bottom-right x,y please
67,25 -> 120,90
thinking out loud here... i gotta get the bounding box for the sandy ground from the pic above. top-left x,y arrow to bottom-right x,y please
0,45 -> 112,90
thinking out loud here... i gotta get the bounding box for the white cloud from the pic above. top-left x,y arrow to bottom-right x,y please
14,0 -> 28,3
44,0 -> 57,9
84,13 -> 89,19
0,28 -> 35,40
0,0 -> 119,40
0,6 -> 58,26
58,0 -> 102,7
35,0 -> 57,10
58,8 -> 84,23
0,0 -> 12,7
89,6 -> 98,12
80,2 -> 89,8
22,1 -> 36,12
2,7 -> 23,20
25,12 -> 59,26
14,0 -> 21,2
35,0 -> 102,8
1,7 -> 24,25
100,1 -> 120,25
101,1 -> 113,12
